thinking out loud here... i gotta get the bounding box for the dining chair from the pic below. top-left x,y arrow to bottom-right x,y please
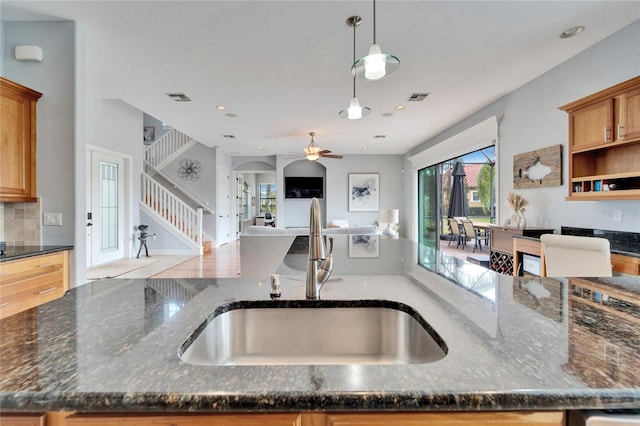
540,234 -> 612,277
447,217 -> 463,248
460,219 -> 482,252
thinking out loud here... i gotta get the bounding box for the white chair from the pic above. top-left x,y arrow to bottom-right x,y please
540,234 -> 612,277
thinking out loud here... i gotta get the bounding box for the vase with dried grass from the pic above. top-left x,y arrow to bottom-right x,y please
506,190 -> 529,229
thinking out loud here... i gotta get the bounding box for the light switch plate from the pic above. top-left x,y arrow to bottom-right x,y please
44,212 -> 62,226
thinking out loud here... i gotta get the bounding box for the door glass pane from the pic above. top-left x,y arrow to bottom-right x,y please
418,165 -> 439,268
100,161 -> 119,251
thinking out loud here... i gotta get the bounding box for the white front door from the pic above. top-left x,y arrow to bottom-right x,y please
217,166 -> 231,245
87,150 -> 125,267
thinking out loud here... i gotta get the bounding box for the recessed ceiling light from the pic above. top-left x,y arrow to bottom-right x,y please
394,105 -> 406,111
560,26 -> 585,39
257,146 -> 264,150
358,146 -> 369,151
216,105 -> 227,111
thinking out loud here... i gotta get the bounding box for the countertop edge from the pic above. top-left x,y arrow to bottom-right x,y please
2,390 -> 639,414
0,246 -> 74,262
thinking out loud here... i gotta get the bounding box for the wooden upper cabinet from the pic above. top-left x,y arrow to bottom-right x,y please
560,75 -> 640,200
617,85 -> 640,141
570,97 -> 614,150
0,77 -> 42,203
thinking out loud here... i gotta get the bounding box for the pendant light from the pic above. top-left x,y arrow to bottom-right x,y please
339,16 -> 371,120
352,0 -> 399,81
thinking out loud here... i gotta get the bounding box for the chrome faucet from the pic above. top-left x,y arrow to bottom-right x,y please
306,198 -> 334,299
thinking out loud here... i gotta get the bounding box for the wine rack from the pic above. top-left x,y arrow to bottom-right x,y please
490,251 -> 514,275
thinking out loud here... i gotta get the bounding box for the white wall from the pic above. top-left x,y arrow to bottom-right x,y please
405,20 -> 640,237
275,155 -> 404,229
3,20 -> 82,283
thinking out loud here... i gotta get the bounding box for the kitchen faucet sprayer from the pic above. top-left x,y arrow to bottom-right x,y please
306,198 -> 334,299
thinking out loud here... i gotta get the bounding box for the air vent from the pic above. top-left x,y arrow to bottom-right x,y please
373,135 -> 386,139
166,93 -> 191,102
407,93 -> 430,102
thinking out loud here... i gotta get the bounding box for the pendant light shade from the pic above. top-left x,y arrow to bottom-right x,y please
352,0 -> 399,80
339,16 -> 371,120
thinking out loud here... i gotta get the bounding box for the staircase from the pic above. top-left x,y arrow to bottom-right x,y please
141,128 -> 214,254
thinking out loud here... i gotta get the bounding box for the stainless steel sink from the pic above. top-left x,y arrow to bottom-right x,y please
178,300 -> 447,366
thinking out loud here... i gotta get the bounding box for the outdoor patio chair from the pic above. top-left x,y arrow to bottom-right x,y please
461,219 -> 483,253
447,217 -> 463,248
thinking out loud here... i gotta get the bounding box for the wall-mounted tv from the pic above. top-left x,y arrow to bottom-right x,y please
285,176 -> 324,198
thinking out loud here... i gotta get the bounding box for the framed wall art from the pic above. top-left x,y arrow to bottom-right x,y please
348,173 -> 379,212
143,126 -> 155,143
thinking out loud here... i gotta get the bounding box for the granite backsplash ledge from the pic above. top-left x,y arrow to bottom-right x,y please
562,226 -> 640,256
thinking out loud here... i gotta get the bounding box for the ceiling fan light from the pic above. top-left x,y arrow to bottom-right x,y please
306,153 -> 319,161
305,146 -> 320,155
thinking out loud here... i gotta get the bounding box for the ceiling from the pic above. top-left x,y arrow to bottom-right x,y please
2,1 -> 639,158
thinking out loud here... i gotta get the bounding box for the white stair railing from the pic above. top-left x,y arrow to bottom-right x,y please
144,128 -> 195,168
141,171 -> 202,248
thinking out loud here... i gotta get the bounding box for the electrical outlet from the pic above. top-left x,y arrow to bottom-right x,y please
613,209 -> 623,222
43,213 -> 62,226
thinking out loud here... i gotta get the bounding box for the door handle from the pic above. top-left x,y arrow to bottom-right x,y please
87,222 -> 93,226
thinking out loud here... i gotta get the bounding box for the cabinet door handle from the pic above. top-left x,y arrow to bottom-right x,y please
37,262 -> 55,268
617,123 -> 625,139
0,302 -> 8,308
38,287 -> 58,295
604,127 -> 611,142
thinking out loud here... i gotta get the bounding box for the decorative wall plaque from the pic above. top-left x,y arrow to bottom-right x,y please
513,144 -> 562,189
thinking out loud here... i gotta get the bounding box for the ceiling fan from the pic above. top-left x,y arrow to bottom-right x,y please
304,132 -> 343,161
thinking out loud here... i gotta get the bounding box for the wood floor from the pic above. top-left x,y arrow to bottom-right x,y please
152,240 -> 241,278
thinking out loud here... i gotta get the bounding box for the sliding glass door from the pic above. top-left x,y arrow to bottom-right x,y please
417,146 -> 496,268
417,165 -> 439,268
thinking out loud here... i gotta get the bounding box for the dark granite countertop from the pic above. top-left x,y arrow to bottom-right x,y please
1,236 -> 639,414
0,245 -> 74,262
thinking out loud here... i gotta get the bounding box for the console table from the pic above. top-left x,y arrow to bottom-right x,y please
489,226 -> 554,275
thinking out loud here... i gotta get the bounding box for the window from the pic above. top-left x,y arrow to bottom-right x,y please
471,190 -> 480,203
259,183 -> 276,215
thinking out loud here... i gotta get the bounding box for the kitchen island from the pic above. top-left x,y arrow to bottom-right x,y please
0,235 -> 638,422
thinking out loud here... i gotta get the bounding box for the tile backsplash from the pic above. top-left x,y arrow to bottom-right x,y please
0,201 -> 42,246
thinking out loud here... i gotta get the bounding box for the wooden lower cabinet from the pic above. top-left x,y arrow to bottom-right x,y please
60,411 -> 564,426
65,413 -> 303,426
0,413 -> 45,426
0,251 -> 69,320
324,412 -> 564,425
